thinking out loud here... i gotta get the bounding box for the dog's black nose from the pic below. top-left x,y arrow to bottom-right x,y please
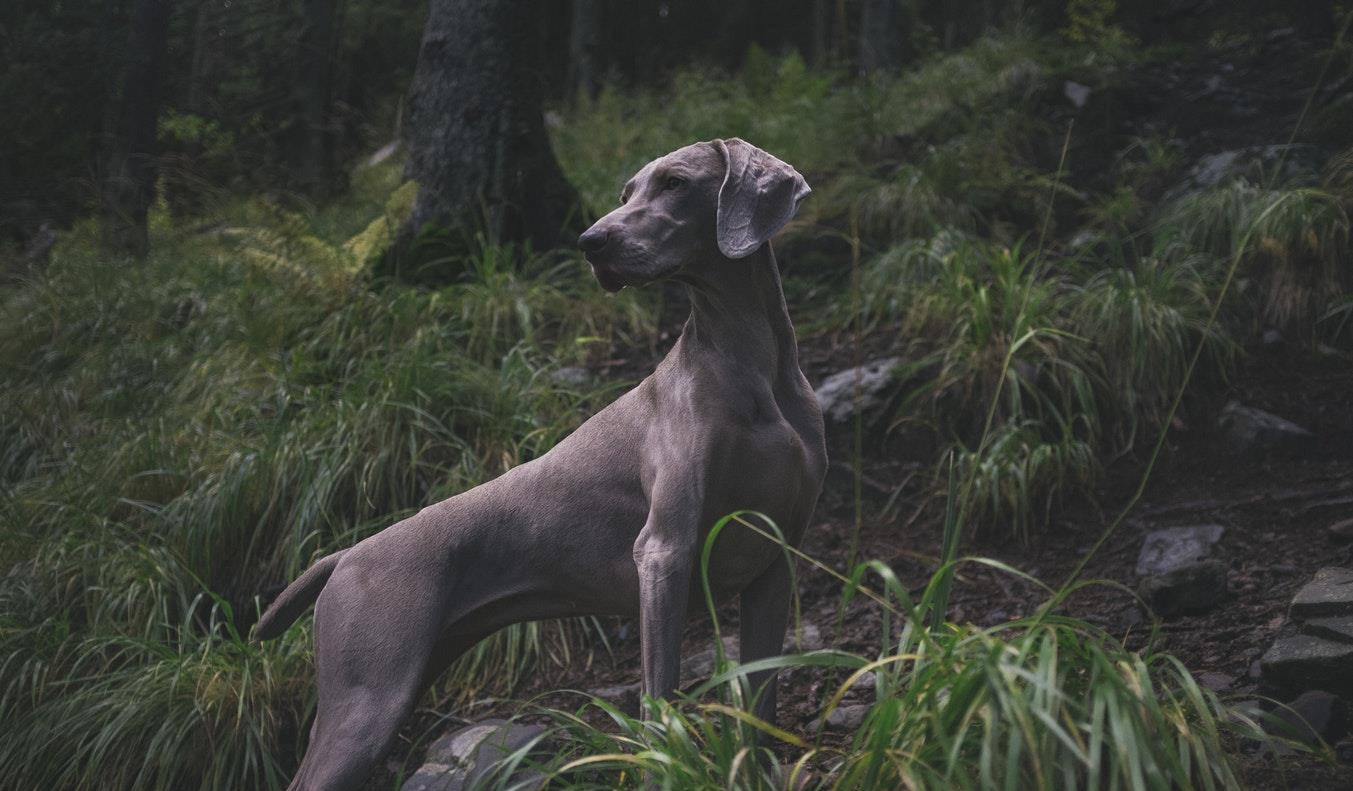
578,227 -> 610,253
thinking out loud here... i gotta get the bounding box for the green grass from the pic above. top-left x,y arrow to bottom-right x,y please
476,515 -> 1267,790
0,185 -> 652,788
4,26 -> 1352,790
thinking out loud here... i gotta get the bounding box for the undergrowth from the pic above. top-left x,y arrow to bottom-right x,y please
3,24 -> 1352,790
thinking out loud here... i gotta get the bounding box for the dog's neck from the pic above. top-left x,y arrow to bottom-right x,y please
671,244 -> 799,380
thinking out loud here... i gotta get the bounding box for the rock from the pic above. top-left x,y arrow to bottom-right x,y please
365,140 -> 400,168
1136,524 -> 1225,576
1261,328 -> 1284,348
1138,559 -> 1228,617
775,761 -> 814,791
681,636 -> 738,682
549,365 -> 591,388
1168,144 -> 1326,199
811,703 -> 871,733
1216,401 -> 1314,455
1062,80 -> 1092,108
1328,518 -> 1353,543
1291,568 -> 1353,619
588,682 -> 640,715
404,719 -> 546,791
23,222 -> 57,269
1269,690 -> 1349,747
682,623 -> 823,683
1304,616 -> 1353,645
1197,671 -> 1235,692
785,621 -> 824,651
849,671 -> 878,694
813,358 -> 902,423
1261,635 -> 1353,696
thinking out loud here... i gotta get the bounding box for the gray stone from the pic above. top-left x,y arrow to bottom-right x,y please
1328,518 -> 1353,543
680,636 -> 738,682
1062,80 -> 1092,108
1136,524 -> 1225,576
588,682 -> 640,714
1197,671 -> 1235,692
785,621 -> 824,651
1138,559 -> 1228,617
682,623 -> 822,683
1217,401 -> 1314,455
811,703 -> 871,733
1261,328 -> 1284,347
364,140 -> 401,168
1303,616 -> 1353,645
813,358 -> 902,423
404,719 -> 546,791
1169,144 -> 1326,199
1269,690 -> 1349,747
1261,635 -> 1353,696
1291,568 -> 1353,619
549,365 -> 591,388
849,671 -> 878,694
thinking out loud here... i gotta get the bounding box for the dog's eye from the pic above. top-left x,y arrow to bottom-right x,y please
663,176 -> 686,191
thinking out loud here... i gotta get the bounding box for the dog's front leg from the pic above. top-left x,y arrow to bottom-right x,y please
632,479 -> 700,711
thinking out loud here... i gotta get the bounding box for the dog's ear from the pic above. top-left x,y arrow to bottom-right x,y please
714,138 -> 811,259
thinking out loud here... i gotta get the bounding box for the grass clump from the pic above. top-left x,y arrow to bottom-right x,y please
1155,179 -> 1350,336
488,519 -> 1256,789
0,181 -> 655,789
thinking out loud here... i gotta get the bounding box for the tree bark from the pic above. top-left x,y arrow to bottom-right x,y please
296,0 -> 337,193
567,0 -> 603,100
859,0 -> 909,73
396,0 -> 581,273
102,0 -> 171,257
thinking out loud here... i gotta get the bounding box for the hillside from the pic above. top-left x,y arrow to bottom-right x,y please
4,21 -> 1353,790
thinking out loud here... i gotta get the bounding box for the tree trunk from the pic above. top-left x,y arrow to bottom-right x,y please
859,0 -> 909,73
567,0 -> 604,100
396,0 -> 581,274
810,0 -> 829,64
296,0 -> 337,193
102,0 -> 171,257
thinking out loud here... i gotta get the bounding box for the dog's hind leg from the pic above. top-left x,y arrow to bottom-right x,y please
286,556 -> 448,791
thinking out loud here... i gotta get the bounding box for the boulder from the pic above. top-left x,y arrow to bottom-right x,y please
403,719 -> 546,791
1137,559 -> 1228,617
1290,568 -> 1353,620
1168,144 -> 1326,199
813,358 -> 902,424
1269,690 -> 1350,747
1328,517 -> 1353,543
1260,635 -> 1353,697
1303,616 -> 1353,645
1197,671 -> 1235,692
549,365 -> 591,388
587,682 -> 640,715
811,703 -> 871,733
1135,524 -> 1225,576
364,140 -> 401,168
1216,401 -> 1314,455
1062,80 -> 1092,108
680,636 -> 738,682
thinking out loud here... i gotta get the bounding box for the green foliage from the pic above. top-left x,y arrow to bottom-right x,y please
1156,180 -> 1351,335
1061,0 -> 1136,56
0,186 -> 654,789
484,519 -> 1256,789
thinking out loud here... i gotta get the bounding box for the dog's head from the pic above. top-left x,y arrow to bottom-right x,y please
577,138 -> 810,292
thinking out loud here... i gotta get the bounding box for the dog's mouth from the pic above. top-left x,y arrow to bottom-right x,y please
589,261 -> 627,293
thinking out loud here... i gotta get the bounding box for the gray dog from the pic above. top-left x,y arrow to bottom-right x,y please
255,138 -> 827,790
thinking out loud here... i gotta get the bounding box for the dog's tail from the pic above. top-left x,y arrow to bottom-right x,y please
253,549 -> 349,641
